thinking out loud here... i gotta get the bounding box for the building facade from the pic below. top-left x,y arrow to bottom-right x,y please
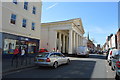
87,39 -> 95,50
83,37 -> 88,47
105,34 -> 117,50
1,1 -> 42,54
0,1 -> 2,51
117,28 -> 120,49
41,18 -> 85,54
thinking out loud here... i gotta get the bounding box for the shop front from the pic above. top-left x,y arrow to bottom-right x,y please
2,33 -> 40,55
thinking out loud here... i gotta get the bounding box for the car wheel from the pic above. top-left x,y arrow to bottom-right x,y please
115,72 -> 120,80
66,59 -> 70,64
85,55 -> 89,58
53,62 -> 58,69
109,62 -> 111,66
111,66 -> 114,71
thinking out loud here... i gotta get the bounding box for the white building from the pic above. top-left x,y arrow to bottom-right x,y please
1,1 -> 42,54
111,34 -> 117,49
105,34 -> 117,50
83,37 -> 88,47
41,18 -> 85,54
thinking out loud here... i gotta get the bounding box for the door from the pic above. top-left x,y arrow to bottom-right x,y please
54,53 -> 63,65
59,53 -> 67,64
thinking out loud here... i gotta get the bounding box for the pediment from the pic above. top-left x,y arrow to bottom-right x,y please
73,18 -> 85,34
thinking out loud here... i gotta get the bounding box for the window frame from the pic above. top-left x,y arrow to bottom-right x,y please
10,14 -> 17,25
22,18 -> 27,28
31,22 -> 35,30
13,0 -> 17,4
24,2 -> 28,10
50,54 -> 56,58
32,6 -> 36,14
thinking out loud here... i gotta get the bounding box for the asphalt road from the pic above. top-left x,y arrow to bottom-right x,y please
2,54 -> 116,79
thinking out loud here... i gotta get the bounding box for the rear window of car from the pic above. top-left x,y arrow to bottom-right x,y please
37,53 -> 49,58
115,51 -> 120,55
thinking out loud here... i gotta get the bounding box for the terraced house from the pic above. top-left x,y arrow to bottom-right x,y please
1,0 -> 42,55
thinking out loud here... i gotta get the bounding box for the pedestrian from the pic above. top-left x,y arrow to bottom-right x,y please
11,47 -> 19,67
21,47 -> 25,65
57,50 -> 60,53
24,47 -> 29,65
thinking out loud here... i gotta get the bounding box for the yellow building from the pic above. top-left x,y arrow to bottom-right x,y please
1,0 -> 42,54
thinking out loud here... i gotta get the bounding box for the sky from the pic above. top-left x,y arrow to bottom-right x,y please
41,2 -> 118,46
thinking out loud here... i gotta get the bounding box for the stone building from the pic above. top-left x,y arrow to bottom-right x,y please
1,1 -> 42,54
41,18 -> 85,54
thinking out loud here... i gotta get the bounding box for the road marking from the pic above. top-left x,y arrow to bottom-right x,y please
107,71 -> 108,72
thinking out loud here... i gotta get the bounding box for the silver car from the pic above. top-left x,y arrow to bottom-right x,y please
34,52 -> 70,68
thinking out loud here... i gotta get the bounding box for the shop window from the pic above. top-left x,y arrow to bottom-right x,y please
4,39 -> 17,54
10,14 -> 16,24
28,42 -> 37,53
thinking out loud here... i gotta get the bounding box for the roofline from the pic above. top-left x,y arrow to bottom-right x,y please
42,18 -> 81,25
41,18 -> 85,34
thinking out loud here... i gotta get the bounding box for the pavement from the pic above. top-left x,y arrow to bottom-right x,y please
2,54 -> 36,75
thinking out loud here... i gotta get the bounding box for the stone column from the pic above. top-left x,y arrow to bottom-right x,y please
73,31 -> 76,53
59,33 -> 61,52
78,35 -> 80,46
68,30 -> 73,54
63,35 -> 65,53
78,35 -> 79,47
81,37 -> 83,46
66,36 -> 69,53
80,36 -> 82,46
76,34 -> 78,48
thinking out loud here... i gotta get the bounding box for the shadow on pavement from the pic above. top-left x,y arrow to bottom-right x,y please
68,54 -> 106,60
88,54 -> 106,60
3,59 -> 96,79
2,54 -> 37,74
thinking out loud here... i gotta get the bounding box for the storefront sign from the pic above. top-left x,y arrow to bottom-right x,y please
20,37 -> 29,41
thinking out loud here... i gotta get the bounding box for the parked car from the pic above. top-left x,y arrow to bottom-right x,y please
106,49 -> 110,60
107,49 -> 118,66
34,52 -> 70,68
38,48 -> 48,53
111,50 -> 120,80
76,46 -> 89,57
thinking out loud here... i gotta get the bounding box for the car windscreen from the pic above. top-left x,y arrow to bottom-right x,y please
36,53 -> 49,58
115,50 -> 120,55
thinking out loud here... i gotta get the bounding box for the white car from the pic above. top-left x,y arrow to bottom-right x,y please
107,49 -> 118,66
76,46 -> 89,57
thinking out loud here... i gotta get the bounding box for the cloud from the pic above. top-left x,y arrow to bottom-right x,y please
46,3 -> 58,10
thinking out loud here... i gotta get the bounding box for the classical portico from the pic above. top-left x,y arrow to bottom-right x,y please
41,18 -> 85,54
